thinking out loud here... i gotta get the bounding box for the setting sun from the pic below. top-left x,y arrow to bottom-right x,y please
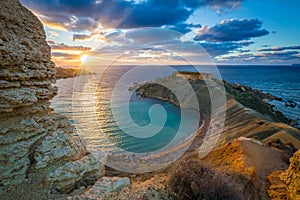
80,54 -> 89,64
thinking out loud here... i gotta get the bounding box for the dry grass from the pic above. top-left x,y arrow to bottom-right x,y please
169,160 -> 242,200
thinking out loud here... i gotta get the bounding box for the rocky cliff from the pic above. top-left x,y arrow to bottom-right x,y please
0,0 -> 102,198
268,150 -> 300,200
280,150 -> 300,200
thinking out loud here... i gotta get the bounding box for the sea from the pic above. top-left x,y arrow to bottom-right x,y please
51,65 -> 300,156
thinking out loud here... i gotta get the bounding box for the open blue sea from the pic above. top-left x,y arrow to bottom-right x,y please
51,65 -> 300,153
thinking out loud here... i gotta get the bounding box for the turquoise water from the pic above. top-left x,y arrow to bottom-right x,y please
99,96 -> 198,153
51,67 -> 199,154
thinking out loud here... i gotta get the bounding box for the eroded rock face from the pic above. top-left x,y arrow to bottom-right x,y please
0,0 -> 102,197
269,150 -> 300,200
280,150 -> 300,199
68,177 -> 131,199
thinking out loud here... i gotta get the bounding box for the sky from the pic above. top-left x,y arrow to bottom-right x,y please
20,0 -> 300,67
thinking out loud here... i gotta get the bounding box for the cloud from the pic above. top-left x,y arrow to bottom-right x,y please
200,41 -> 253,56
186,0 -> 243,10
21,0 -> 245,32
258,45 -> 300,52
73,33 -> 97,41
81,27 -> 214,65
194,19 -> 269,42
219,51 -> 300,63
261,51 -> 300,60
48,30 -> 59,37
117,1 -> 192,29
124,28 -> 182,44
51,52 -> 79,60
68,16 -> 99,32
72,22 -> 201,43
238,49 -> 250,53
48,40 -> 91,51
163,23 -> 201,34
102,30 -> 122,40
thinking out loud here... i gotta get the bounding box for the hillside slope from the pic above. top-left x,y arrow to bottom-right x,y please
135,74 -> 300,148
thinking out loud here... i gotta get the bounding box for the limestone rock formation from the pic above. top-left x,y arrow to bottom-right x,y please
280,150 -> 300,200
0,0 -> 103,198
269,150 -> 300,200
68,177 -> 131,199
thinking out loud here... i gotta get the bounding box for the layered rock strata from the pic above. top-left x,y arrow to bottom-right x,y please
268,150 -> 300,200
0,0 -> 102,198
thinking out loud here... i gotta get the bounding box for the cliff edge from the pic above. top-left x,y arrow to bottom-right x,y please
0,0 -> 103,199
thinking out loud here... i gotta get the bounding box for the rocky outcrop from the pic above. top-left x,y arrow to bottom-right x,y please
68,177 -> 131,199
280,150 -> 300,199
67,175 -> 174,200
0,0 -> 102,198
269,150 -> 300,200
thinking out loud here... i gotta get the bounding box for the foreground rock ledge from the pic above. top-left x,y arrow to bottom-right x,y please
0,0 -> 103,198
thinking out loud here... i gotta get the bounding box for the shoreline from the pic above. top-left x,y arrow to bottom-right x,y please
133,75 -> 300,148
134,77 -> 299,129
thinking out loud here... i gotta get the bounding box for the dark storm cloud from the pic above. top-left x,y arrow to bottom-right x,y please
200,41 -> 253,56
258,45 -> 300,52
194,19 -> 269,42
20,0 -> 245,32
